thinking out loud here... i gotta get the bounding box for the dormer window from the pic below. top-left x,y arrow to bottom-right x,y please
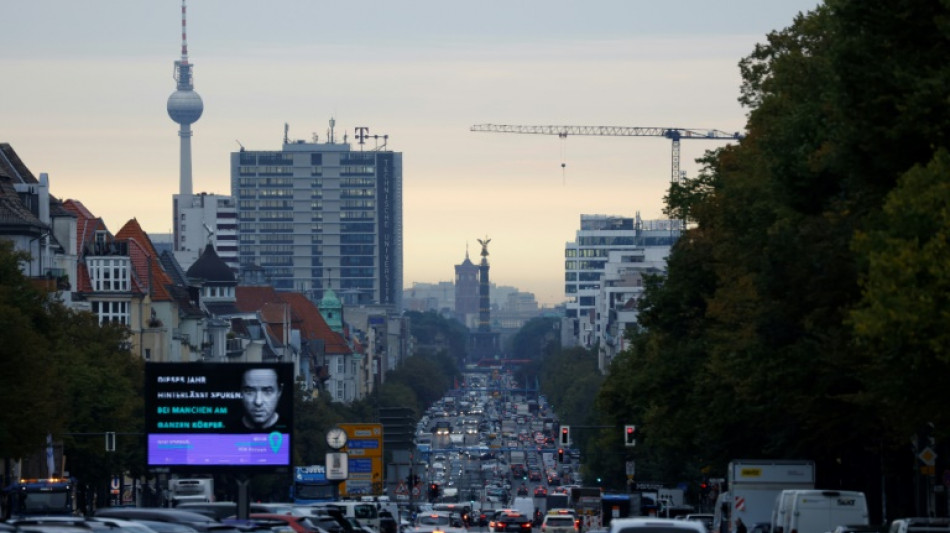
88,257 -> 130,292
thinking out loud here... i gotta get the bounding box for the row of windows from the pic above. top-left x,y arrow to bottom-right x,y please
342,222 -> 374,232
342,256 -> 374,267
237,177 -> 294,187
341,267 -> 375,277
342,234 -> 375,243
257,245 -> 294,254
565,248 -> 610,258
92,300 -> 129,325
341,166 -> 375,176
341,245 -> 375,255
340,153 -> 374,164
342,199 -> 376,209
576,236 -> 639,246
341,189 -> 375,198
341,177 -> 376,187
340,211 -> 374,220
239,200 -> 294,209
260,256 -> 293,266
256,189 -> 295,197
565,260 -> 608,270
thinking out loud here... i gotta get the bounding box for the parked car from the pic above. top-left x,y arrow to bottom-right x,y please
609,518 -> 706,533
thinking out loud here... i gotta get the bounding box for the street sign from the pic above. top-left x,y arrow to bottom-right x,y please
326,452 -> 348,480
626,461 -> 635,476
919,446 -> 937,466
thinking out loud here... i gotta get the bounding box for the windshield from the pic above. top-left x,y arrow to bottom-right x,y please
354,504 -> 377,519
16,490 -> 71,514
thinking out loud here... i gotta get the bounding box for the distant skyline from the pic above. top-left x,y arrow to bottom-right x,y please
2,1 -> 820,306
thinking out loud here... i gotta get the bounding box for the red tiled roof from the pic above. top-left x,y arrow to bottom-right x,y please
236,288 -> 352,355
62,199 -> 107,254
116,218 -> 174,301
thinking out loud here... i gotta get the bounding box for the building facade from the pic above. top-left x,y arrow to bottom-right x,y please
173,193 -> 238,272
231,128 -> 402,310
564,214 -> 680,350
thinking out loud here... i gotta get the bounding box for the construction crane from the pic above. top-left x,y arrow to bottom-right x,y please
470,124 -> 744,183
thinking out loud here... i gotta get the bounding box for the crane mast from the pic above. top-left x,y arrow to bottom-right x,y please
470,123 -> 743,183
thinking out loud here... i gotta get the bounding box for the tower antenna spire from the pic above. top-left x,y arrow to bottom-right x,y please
181,0 -> 189,64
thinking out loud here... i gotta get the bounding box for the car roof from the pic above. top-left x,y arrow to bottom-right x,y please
610,518 -> 707,533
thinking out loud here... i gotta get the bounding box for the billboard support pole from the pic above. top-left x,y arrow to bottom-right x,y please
236,476 -> 250,520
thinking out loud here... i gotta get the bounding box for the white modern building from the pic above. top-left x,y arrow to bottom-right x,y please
564,214 -> 679,353
172,193 -> 238,272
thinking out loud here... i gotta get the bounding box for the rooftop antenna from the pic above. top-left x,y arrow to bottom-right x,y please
328,117 -> 336,144
235,139 -> 244,151
284,123 -> 289,145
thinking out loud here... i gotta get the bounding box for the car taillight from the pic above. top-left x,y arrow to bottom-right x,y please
522,523 -> 532,529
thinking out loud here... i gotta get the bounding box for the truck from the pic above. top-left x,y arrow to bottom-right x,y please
570,487 -> 603,531
712,460 -> 815,533
510,450 -> 527,479
293,465 -> 337,504
168,476 -> 214,506
2,477 -> 77,519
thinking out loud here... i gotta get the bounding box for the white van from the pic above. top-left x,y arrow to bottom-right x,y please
771,490 -> 801,533
783,490 -> 867,533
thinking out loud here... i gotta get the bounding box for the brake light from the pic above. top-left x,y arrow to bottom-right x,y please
522,523 -> 532,529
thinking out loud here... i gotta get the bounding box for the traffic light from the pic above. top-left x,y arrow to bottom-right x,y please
429,483 -> 439,501
558,448 -> 564,462
624,425 -> 636,447
560,426 -> 570,446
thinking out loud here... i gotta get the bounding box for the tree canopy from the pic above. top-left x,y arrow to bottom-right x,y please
594,0 -> 950,517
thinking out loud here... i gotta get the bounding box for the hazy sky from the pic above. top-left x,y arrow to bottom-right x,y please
2,1 -> 819,306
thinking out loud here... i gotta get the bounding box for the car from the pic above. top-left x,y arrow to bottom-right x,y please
684,515 -> 714,533
492,510 -> 533,533
542,514 -> 577,533
888,519 -> 949,533
411,512 -> 466,533
93,508 -> 229,533
609,518 -> 706,533
534,487 -> 548,498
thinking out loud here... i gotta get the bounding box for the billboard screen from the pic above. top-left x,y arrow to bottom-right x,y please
145,362 -> 293,470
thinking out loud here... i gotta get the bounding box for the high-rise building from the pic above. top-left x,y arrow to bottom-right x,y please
564,214 -> 680,347
231,121 -> 402,309
166,1 -> 237,272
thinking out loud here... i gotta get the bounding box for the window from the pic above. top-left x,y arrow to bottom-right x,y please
88,257 -> 131,292
91,300 -> 130,325
336,357 -> 345,375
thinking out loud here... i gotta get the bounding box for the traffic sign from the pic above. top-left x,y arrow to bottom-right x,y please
919,446 -> 937,466
626,461 -> 635,476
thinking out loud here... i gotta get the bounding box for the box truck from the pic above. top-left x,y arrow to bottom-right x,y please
712,460 -> 815,533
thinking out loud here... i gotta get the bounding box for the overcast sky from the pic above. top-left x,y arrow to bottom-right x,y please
2,1 -> 820,306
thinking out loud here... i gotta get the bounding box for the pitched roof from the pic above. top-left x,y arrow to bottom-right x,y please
235,287 -> 351,356
0,143 -> 37,184
0,176 -> 45,232
187,243 -> 235,284
115,218 -> 174,301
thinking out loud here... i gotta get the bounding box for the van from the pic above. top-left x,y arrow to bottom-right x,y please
784,490 -> 867,533
771,490 -> 801,533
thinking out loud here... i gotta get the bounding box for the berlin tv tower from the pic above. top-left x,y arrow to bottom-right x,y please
167,0 -> 203,202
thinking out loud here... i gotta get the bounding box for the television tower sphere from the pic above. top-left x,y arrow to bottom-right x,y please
167,89 -> 203,125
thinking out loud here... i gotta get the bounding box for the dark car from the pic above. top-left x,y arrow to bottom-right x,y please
492,511 -> 532,533
93,507 -> 232,533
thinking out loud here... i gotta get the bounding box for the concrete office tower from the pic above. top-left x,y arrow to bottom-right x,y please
231,120 -> 402,309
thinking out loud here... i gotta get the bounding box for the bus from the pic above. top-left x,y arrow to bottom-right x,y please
292,465 -> 336,504
2,477 -> 77,519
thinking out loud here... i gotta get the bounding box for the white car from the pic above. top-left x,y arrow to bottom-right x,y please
411,512 -> 467,533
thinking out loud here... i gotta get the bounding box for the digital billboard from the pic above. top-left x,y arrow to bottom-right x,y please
145,362 -> 293,470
